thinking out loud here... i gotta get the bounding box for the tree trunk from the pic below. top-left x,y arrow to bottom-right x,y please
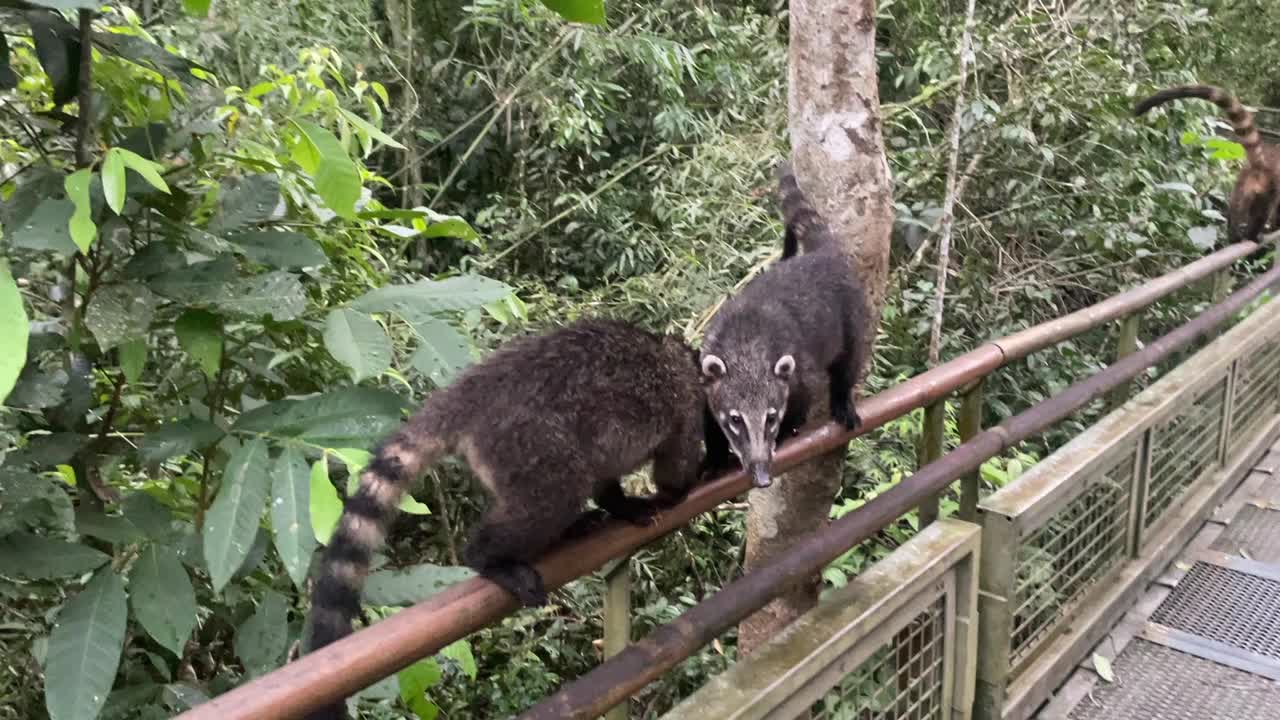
737,0 -> 893,655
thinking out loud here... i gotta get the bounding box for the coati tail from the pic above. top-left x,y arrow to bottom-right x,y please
1134,84 -> 1264,167
777,160 -> 838,257
304,415 -> 449,655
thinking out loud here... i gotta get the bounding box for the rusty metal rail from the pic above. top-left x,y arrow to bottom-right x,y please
176,241 -> 1263,720
516,257 -> 1280,720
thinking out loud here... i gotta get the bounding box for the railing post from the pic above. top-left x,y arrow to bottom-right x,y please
1106,312 -> 1141,411
1128,427 -> 1154,556
973,508 -> 1017,720
918,399 -> 948,526
1209,267 -> 1233,340
602,556 -> 632,720
958,380 -> 985,521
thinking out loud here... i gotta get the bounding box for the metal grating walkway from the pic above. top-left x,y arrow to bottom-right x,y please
1050,439 -> 1280,720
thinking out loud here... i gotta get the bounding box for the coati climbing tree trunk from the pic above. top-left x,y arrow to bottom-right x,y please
737,0 -> 893,655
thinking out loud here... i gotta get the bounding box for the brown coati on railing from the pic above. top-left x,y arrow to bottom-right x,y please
699,161 -> 870,489
1135,84 -> 1280,242
302,318 -> 719,720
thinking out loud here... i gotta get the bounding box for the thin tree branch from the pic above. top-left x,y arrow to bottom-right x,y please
74,9 -> 94,169
927,0 -> 978,367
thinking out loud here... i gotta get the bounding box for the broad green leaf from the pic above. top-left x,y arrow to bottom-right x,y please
310,459 -> 342,545
413,208 -> 480,242
84,284 -> 157,351
45,568 -> 128,720
0,470 -> 74,536
122,493 -> 177,540
324,309 -> 392,383
0,533 -> 110,579
148,256 -> 237,302
439,640 -> 477,680
235,590 -> 288,676
91,31 -> 209,79
64,170 -> 97,253
290,120 -> 360,220
28,1 -> 104,10
1205,137 -> 1245,161
209,175 -> 281,234
338,107 -> 405,151
182,0 -> 212,15
130,545 -> 196,657
75,505 -> 142,545
408,316 -> 473,387
398,658 -> 443,720
215,272 -> 307,321
270,448 -> 316,587
174,310 -> 223,377
139,418 -> 225,464
10,198 -> 78,253
6,433 -> 85,468
119,339 -> 147,384
352,276 -> 514,316
232,388 -> 408,448
540,0 -> 605,24
364,564 -> 477,606
114,147 -> 171,195
203,439 -> 271,592
226,231 -> 327,269
0,262 -> 28,402
102,149 -> 127,214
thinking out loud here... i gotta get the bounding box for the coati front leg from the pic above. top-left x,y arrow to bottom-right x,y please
780,380 -> 811,440
700,405 -> 737,479
828,355 -> 861,430
594,478 -> 665,526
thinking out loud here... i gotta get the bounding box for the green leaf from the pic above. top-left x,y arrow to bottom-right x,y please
408,316 -> 473,387
64,170 -> 97,253
203,438 -> 271,592
209,175 -> 281,234
270,448 -> 316,587
398,658 -> 443,720
235,591 -> 288,676
139,418 -> 225,464
438,640 -> 477,680
0,33 -> 14,91
232,388 -> 408,448
1205,137 -> 1245,161
174,310 -> 223,377
540,0 -> 605,24
75,505 -> 142,545
337,107 -> 405,151
122,493 -> 176,540
182,0 -> 212,15
119,339 -> 146,384
11,198 -> 78,253
290,120 -> 361,220
1092,652 -> 1115,683
102,148 -> 127,215
84,284 -> 158,351
0,470 -> 74,536
130,545 -> 196,657
29,1 -> 105,10
324,309 -> 392,383
7,433 -> 85,468
45,568 -> 128,720
91,31 -> 209,80
148,257 -> 237,302
114,147 -> 171,195
309,459 -> 342,545
216,272 -> 307,321
226,231 -> 327,269
0,533 -> 110,579
352,276 -> 514,316
0,262 -> 29,403
364,564 -> 477,606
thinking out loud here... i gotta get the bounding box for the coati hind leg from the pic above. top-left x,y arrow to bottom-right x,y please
594,478 -> 665,526
828,356 -> 860,430
462,483 -> 584,607
651,426 -> 704,508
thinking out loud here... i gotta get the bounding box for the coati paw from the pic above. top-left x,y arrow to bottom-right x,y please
614,503 -> 662,528
482,565 -> 549,607
561,509 -> 610,540
833,405 -> 861,431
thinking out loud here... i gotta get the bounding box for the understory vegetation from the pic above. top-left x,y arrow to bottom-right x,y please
1,0 -> 1277,718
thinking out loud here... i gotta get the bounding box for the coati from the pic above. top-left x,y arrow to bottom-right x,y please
1134,84 -> 1280,242
304,319 -> 711,719
700,162 -> 868,488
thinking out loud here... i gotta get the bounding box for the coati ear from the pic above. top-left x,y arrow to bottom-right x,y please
701,354 -> 727,380
774,354 -> 795,379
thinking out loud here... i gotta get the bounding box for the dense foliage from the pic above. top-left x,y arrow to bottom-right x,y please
1,1 -> 1276,718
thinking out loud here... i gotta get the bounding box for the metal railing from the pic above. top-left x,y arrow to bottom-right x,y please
177,241 -> 1269,720
975,291 -> 1280,720
658,518 -> 980,720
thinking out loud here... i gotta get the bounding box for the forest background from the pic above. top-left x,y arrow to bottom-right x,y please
1,0 -> 1278,719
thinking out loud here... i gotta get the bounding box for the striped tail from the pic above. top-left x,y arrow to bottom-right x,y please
777,160 -> 838,258
302,409 -> 451,719
1134,84 -> 1265,167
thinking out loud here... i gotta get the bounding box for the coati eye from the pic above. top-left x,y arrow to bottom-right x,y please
728,411 -> 744,432
765,408 -> 778,427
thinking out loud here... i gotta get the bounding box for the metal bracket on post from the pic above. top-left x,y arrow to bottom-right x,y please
958,380 -> 986,521
602,554 -> 633,720
918,398 -> 948,526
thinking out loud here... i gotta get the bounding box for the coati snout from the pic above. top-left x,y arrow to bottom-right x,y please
701,352 -> 795,488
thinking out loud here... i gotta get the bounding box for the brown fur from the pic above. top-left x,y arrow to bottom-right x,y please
303,319 -> 712,720
1135,84 -> 1280,242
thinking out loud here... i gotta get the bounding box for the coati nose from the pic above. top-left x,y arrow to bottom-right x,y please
749,462 -> 772,488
